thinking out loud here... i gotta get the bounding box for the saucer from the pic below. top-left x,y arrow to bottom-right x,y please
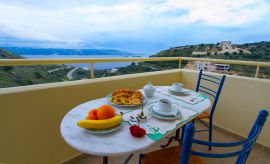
152,104 -> 179,116
169,87 -> 190,95
148,105 -> 182,120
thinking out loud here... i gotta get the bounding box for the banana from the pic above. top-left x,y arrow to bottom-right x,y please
77,113 -> 123,130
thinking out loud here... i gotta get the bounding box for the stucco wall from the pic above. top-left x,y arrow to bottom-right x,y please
0,70 -> 181,163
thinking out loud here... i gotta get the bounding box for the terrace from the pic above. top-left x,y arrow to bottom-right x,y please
0,57 -> 270,163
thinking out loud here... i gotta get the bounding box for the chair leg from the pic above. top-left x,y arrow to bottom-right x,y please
208,120 -> 212,150
138,154 -> 144,164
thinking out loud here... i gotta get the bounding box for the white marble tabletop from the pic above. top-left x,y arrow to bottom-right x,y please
60,86 -> 211,156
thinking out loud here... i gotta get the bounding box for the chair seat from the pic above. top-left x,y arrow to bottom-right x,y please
141,145 -> 206,164
195,111 -> 210,120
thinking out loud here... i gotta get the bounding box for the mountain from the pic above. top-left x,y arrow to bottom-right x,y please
0,47 -> 132,56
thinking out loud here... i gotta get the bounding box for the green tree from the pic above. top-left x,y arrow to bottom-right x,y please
3,66 -> 13,72
224,52 -> 230,56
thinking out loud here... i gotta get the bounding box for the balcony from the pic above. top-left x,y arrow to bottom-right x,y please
0,57 -> 270,163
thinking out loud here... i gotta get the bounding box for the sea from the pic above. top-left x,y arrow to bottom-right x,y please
21,54 -> 150,70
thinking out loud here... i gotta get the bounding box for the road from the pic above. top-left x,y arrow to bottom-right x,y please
67,67 -> 79,80
47,66 -> 71,73
140,64 -> 158,70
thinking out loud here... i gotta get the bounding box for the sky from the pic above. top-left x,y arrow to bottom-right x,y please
0,0 -> 270,54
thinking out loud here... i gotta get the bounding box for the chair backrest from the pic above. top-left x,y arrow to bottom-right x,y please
196,69 -> 226,118
180,110 -> 269,164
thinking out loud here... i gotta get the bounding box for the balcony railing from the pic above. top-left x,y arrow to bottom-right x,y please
1,57 -> 270,79
0,64 -> 269,163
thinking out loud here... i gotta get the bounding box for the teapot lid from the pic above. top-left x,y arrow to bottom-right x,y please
143,81 -> 155,90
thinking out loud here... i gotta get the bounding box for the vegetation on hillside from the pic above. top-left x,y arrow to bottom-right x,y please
0,48 -> 71,88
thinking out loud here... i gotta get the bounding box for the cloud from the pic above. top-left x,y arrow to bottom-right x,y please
164,0 -> 270,27
0,0 -> 269,51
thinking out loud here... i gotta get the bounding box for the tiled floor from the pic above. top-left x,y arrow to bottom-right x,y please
73,122 -> 270,164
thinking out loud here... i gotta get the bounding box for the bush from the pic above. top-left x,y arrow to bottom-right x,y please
3,66 -> 13,71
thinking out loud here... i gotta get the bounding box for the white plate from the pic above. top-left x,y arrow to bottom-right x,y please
169,88 -> 191,95
152,104 -> 179,116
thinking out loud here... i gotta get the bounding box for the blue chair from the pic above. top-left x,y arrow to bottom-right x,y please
161,70 -> 226,150
140,110 -> 269,164
188,69 -> 226,150
161,70 -> 226,149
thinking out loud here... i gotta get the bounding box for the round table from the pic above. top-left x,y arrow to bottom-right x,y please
60,86 -> 211,163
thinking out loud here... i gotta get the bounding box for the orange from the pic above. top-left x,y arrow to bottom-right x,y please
97,104 -> 115,120
86,109 -> 98,120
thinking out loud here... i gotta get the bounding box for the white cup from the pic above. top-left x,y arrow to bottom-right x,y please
159,99 -> 172,113
172,82 -> 183,92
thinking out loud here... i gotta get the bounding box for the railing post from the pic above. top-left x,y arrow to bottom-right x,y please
179,59 -> 182,69
90,62 -> 94,79
255,66 -> 260,78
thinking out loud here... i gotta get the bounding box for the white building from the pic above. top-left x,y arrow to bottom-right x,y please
194,61 -> 215,71
192,51 -> 208,55
217,41 -> 233,50
215,64 -> 230,71
191,61 -> 230,72
110,68 -> 118,73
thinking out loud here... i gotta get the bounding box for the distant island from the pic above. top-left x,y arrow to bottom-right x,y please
1,47 -> 133,56
1,41 -> 270,88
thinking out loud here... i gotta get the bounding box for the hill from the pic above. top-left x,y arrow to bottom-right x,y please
145,41 -> 270,78
0,48 -> 23,59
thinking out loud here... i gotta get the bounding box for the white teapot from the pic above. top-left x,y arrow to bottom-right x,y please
143,81 -> 156,98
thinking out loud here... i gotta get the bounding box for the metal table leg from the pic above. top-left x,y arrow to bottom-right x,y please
102,154 -> 134,164
103,156 -> 108,164
160,128 -> 181,148
123,154 -> 134,164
